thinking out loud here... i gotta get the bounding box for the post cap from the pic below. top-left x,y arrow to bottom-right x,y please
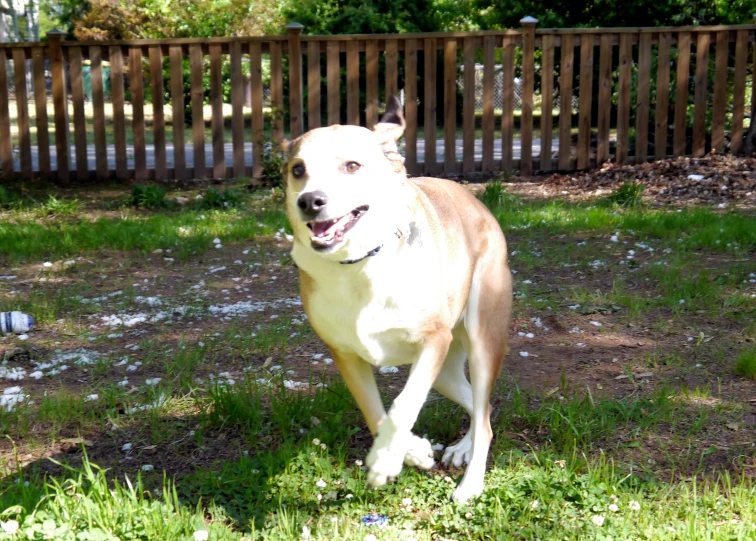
47,28 -> 68,37
520,16 -> 539,25
286,22 -> 305,32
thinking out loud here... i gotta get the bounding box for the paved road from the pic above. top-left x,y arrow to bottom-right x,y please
13,138 -> 560,172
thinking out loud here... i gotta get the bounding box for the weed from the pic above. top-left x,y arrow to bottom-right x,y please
35,195 -> 82,217
734,348 -> 756,380
603,180 -> 646,208
194,187 -> 243,210
124,184 -> 174,209
0,186 -> 25,210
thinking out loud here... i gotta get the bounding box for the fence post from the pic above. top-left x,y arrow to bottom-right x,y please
520,16 -> 537,177
48,28 -> 69,184
287,22 -> 305,139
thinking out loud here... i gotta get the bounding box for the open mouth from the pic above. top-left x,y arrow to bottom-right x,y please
307,205 -> 369,250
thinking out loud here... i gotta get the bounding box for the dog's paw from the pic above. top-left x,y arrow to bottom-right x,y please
403,435 -> 435,470
366,425 -> 410,488
451,477 -> 485,503
441,433 -> 473,468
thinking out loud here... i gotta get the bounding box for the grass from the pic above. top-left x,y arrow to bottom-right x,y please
734,349 -> 756,380
0,180 -> 754,539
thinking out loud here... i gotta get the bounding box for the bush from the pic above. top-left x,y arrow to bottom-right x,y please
0,186 -> 25,210
125,184 -> 172,209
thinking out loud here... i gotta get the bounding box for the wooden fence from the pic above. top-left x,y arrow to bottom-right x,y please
0,19 -> 755,183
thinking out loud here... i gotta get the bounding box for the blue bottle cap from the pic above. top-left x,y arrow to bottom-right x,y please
360,512 -> 389,527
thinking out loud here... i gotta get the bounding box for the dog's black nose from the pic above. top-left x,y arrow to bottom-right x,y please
297,191 -> 328,219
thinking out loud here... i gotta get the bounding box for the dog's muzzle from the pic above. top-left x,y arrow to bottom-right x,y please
307,205 -> 369,250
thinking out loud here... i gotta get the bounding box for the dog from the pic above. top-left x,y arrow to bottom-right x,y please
283,96 -> 512,502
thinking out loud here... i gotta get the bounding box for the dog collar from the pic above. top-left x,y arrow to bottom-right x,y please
340,245 -> 383,265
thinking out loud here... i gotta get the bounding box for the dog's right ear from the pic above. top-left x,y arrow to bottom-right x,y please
373,95 -> 406,143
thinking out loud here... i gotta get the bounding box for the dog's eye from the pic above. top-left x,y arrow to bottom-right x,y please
291,163 -> 306,178
344,161 -> 361,173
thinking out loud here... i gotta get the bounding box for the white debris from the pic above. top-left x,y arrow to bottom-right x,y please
379,366 -> 399,374
1,386 -> 27,411
519,351 -> 530,357
589,321 -> 603,327
145,378 -> 162,386
84,394 -> 99,402
687,174 -> 704,181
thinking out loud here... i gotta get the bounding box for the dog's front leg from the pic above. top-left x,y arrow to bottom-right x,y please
366,330 -> 452,487
332,349 -> 386,434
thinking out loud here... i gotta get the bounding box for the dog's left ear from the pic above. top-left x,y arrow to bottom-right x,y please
373,95 -> 405,143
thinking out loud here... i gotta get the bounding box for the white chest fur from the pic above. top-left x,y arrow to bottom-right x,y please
296,243 -> 440,367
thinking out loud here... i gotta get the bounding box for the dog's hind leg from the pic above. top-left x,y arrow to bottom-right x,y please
452,256 -> 511,503
433,335 -> 475,467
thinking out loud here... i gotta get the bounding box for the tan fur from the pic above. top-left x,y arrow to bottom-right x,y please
284,98 -> 512,502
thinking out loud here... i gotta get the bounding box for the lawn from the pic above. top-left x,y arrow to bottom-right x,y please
0,165 -> 754,540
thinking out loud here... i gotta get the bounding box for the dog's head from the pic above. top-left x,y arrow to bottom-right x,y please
283,96 -> 410,262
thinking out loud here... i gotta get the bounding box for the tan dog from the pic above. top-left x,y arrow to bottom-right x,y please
283,97 -> 512,502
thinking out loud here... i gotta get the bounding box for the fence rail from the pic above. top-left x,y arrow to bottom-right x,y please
1,19 -> 755,183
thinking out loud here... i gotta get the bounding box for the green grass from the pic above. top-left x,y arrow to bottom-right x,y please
0,183 -> 754,539
734,348 -> 756,380
1,380 -> 754,540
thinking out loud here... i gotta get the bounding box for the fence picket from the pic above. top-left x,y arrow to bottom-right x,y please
558,34 -> 574,170
634,33 -> 651,162
249,42 -> 264,178
711,31 -> 728,152
90,46 -> 108,179
385,40 -> 398,98
69,47 -> 89,179
616,33 -> 632,164
12,48 -> 32,178
730,31 -> 748,154
577,35 -> 594,169
190,45 -> 206,178
424,37 -> 437,175
692,32 -> 710,157
230,42 -> 245,177
540,34 -> 554,171
150,46 -> 167,180
366,40 -> 379,128
308,41 -> 322,130
482,36 -> 495,172
32,46 -> 51,176
673,32 -> 691,157
270,41 -> 284,141
346,41 -> 360,125
520,23 -> 535,175
405,38 -> 418,175
597,34 -> 612,164
327,41 -> 340,126
0,49 -> 12,178
444,37 -> 457,173
462,37 -> 475,172
655,32 -> 671,160
110,46 -> 127,179
169,46 -> 186,180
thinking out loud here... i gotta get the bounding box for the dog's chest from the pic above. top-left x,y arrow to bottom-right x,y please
306,273 -> 427,367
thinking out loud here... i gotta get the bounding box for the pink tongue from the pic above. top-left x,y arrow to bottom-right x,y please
312,221 -> 335,236
312,214 -> 351,237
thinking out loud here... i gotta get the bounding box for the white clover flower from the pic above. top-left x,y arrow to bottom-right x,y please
355,459 -> 363,467
365,535 -> 377,541
592,515 -> 605,526
312,438 -> 321,446
345,494 -> 354,500
402,498 -> 412,507
301,525 -> 311,540
320,443 -> 327,450
193,530 -> 209,541
315,478 -> 327,488
531,500 -> 539,510
1,520 -> 19,535
629,500 -> 641,511
316,494 -> 323,501
609,503 -> 619,512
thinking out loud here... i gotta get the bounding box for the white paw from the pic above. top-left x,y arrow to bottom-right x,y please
451,477 -> 485,503
441,433 -> 473,468
366,424 -> 410,488
403,435 -> 435,470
